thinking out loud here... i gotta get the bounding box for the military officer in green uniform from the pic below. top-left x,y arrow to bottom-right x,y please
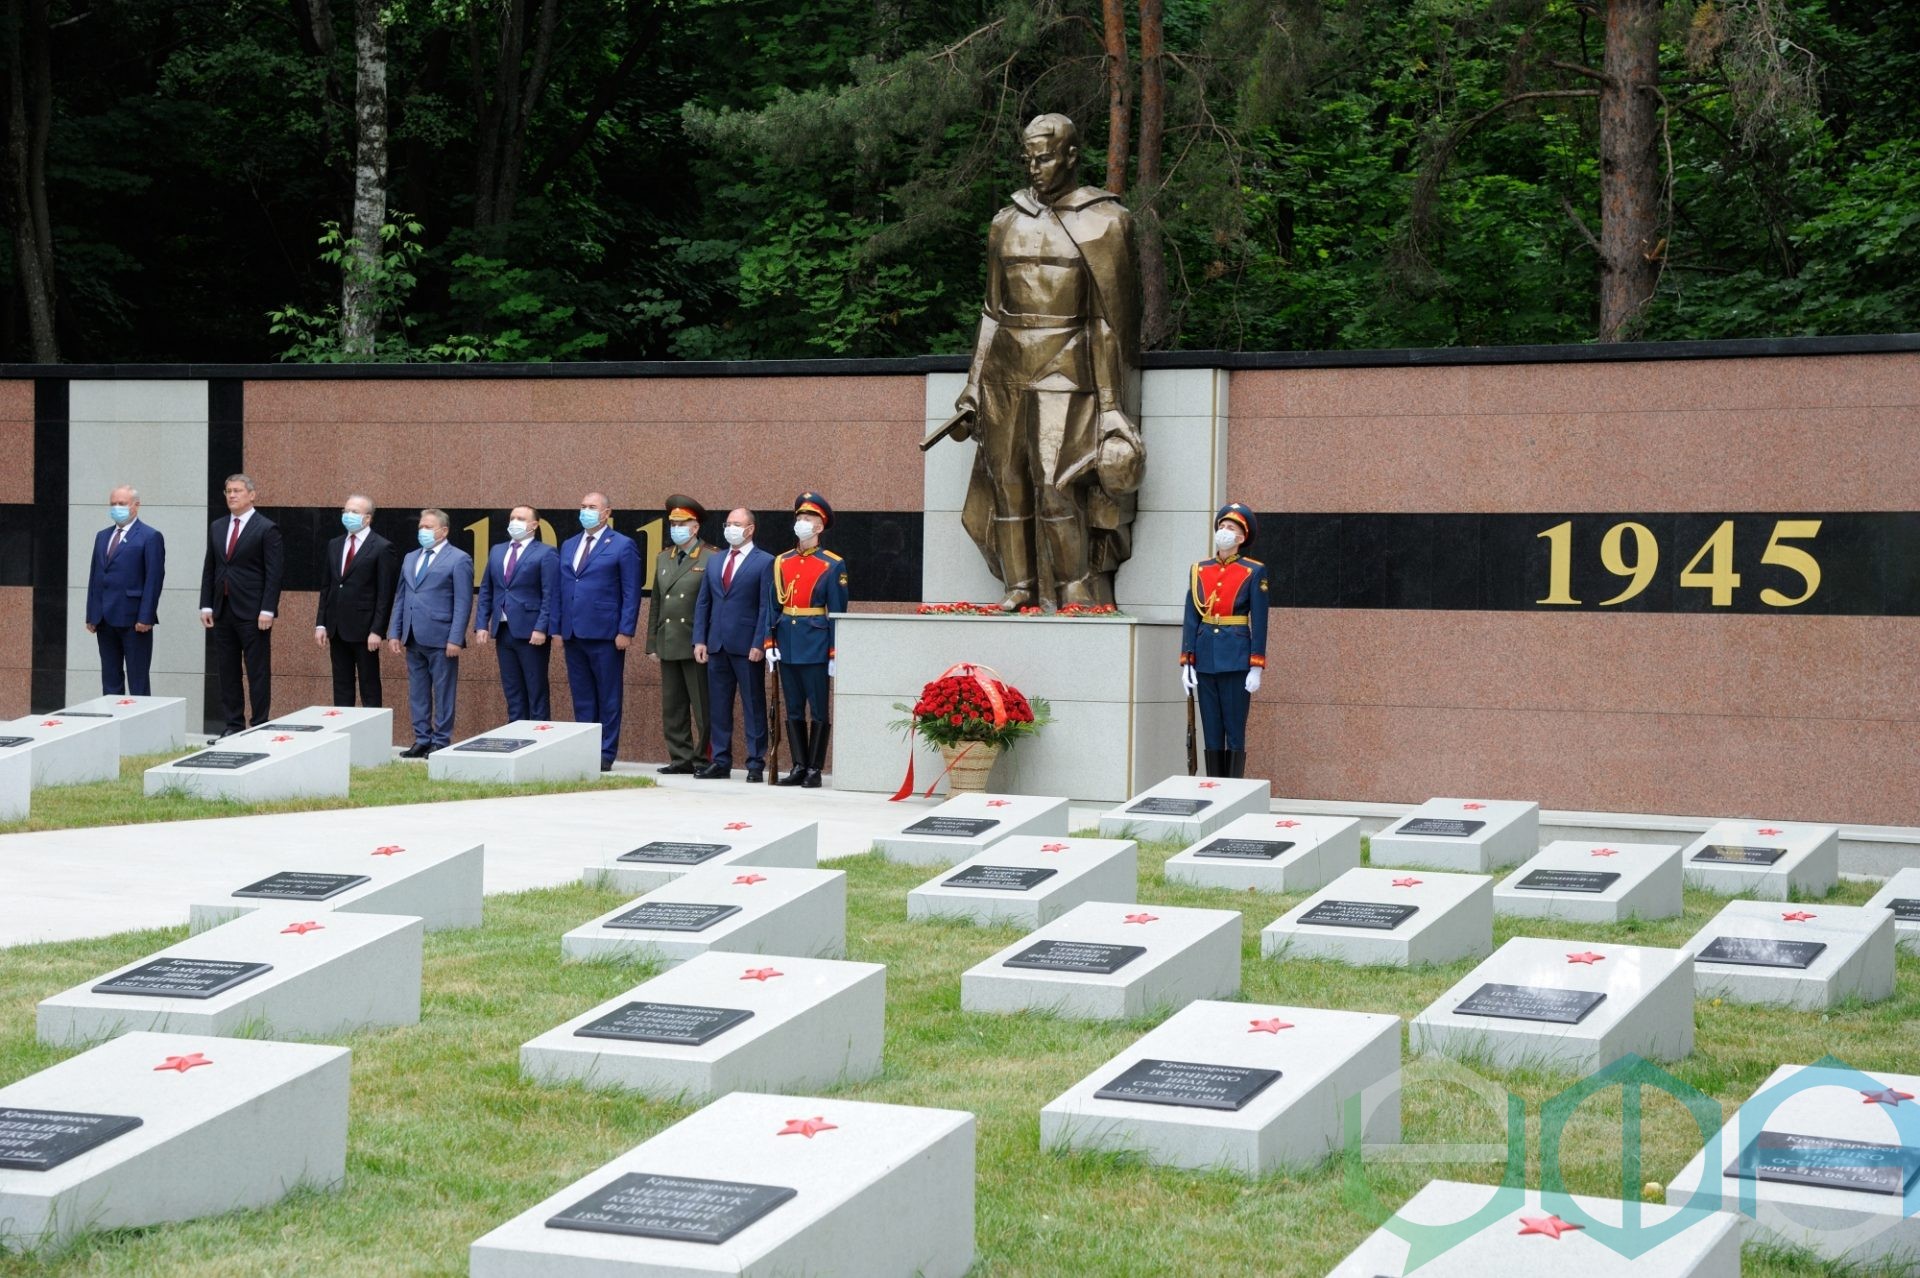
645,494 -> 716,774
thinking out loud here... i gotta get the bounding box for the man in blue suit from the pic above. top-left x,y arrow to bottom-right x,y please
692,507 -> 774,782
474,503 -> 559,721
556,491 -> 642,771
387,508 -> 474,757
84,483 -> 165,695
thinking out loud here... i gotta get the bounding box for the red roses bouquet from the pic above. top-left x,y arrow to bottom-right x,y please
891,664 -> 1051,750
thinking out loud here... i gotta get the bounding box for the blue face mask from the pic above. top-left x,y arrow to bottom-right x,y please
668,524 -> 693,546
417,529 -> 437,550
341,511 -> 364,533
109,505 -> 133,525
578,508 -> 601,530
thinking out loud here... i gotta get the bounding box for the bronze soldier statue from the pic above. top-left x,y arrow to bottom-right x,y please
929,113 -> 1144,610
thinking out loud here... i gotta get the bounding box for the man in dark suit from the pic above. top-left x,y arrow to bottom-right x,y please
387,508 -> 474,756
199,472 -> 284,735
556,491 -> 642,772
84,483 -> 165,696
312,492 -> 397,707
474,503 -> 559,721
691,507 -> 773,782
644,494 -> 715,774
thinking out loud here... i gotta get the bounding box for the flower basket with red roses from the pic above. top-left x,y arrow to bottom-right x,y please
889,664 -> 1051,751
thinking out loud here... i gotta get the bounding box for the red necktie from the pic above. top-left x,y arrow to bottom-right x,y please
504,541 -> 521,583
722,549 -> 739,591
342,533 -> 357,575
225,516 -> 241,560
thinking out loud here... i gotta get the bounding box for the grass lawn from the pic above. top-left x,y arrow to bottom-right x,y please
0,751 -> 652,834
0,824 -> 1913,1275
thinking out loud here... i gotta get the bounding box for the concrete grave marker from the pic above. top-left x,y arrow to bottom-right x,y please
1262,867 -> 1492,967
54,694 -> 188,755
1864,867 -> 1920,955
1494,840 -> 1684,924
1369,797 -> 1539,873
188,837 -> 484,933
1095,773 -> 1270,844
563,867 -> 846,967
240,704 -> 394,768
0,744 -> 25,822
429,718 -> 599,783
0,713 -> 121,787
1684,900 -> 1896,1010
583,817 -> 818,895
143,729 -> 350,803
908,836 -> 1138,928
1162,812 -> 1362,894
1679,819 -> 1839,900
961,900 -> 1240,1021
873,792 -> 1069,866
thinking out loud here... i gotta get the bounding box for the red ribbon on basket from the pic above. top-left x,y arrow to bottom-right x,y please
890,663 -> 1013,801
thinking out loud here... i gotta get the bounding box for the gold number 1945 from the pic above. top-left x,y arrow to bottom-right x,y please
1537,518 -> 1822,609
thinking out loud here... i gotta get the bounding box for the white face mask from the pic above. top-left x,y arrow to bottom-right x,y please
506,520 -> 530,541
723,525 -> 748,547
1213,527 -> 1241,553
793,520 -> 818,542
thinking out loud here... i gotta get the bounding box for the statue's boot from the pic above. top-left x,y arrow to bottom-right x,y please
1041,512 -> 1097,607
994,516 -> 1037,611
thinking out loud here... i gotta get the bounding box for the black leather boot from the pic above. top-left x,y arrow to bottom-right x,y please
1229,750 -> 1247,779
803,722 -> 831,788
1202,748 -> 1223,778
774,721 -> 810,785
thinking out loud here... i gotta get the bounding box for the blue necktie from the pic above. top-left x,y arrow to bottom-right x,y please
415,548 -> 432,583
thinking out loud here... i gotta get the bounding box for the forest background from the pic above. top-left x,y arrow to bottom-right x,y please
3,0 -> 1916,365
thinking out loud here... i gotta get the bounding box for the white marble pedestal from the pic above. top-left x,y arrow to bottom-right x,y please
242,705 -> 394,768
55,694 -> 188,755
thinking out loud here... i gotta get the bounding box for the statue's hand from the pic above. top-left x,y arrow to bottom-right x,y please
1093,408 -> 1146,495
947,403 -> 976,443
1099,406 -> 1141,446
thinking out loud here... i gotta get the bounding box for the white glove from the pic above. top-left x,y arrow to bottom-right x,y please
828,658 -> 836,678
1180,665 -> 1197,692
765,646 -> 780,668
1245,668 -> 1263,693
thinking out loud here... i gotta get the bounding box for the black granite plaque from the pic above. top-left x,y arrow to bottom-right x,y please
231,871 -> 371,901
1297,899 -> 1419,931
1395,818 -> 1487,838
1093,1058 -> 1282,1112
0,1107 -> 144,1171
1515,869 -> 1622,894
248,722 -> 324,733
1003,939 -> 1145,975
546,1171 -> 797,1243
92,957 -> 272,999
618,841 -> 732,865
453,736 -> 535,753
573,1001 -> 754,1046
49,711 -> 112,718
172,751 -> 269,770
0,736 -> 32,749
1728,1131 -> 1920,1197
1126,796 -> 1212,817
1193,838 -> 1296,861
942,864 -> 1057,892
1454,982 -> 1607,1025
1697,936 -> 1828,969
1887,897 -> 1919,922
903,815 -> 999,838
605,902 -> 742,933
1692,844 -> 1788,866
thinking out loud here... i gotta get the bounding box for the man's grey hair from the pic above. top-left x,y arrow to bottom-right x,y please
345,493 -> 375,515
420,507 -> 450,528
110,484 -> 139,502
224,473 -> 256,492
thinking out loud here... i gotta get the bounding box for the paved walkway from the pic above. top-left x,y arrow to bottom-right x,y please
0,766 -> 1106,949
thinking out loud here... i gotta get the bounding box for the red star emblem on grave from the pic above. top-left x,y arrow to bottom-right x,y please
1123,912 -> 1158,925
777,1116 -> 837,1139
271,734 -> 294,743
733,874 -> 766,886
322,710 -> 342,717
1391,876 -> 1422,888
1462,802 -> 1486,810
1198,781 -> 1220,789
1274,820 -> 1301,828
1516,1214 -> 1583,1240
1567,950 -> 1607,965
740,967 -> 783,982
1781,910 -> 1817,922
372,845 -> 404,856
535,724 -> 553,731
281,920 -> 325,935
1591,847 -> 1621,857
1248,1018 -> 1294,1034
1757,827 -> 1783,836
1862,1087 -> 1914,1106
724,821 -> 752,831
154,1053 -> 212,1073
39,720 -> 61,727
986,800 -> 1011,807
1040,842 -> 1069,853
117,698 -> 136,705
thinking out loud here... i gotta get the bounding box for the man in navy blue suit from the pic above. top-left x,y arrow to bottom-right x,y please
692,507 -> 774,782
556,491 -> 642,771
474,503 -> 559,721
388,508 -> 474,756
84,483 -> 165,696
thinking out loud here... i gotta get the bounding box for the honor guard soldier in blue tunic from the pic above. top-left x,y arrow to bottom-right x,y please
1180,502 -> 1268,779
766,492 -> 848,788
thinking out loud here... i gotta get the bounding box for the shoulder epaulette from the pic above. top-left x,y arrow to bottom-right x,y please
820,549 -> 844,562
1240,556 -> 1265,568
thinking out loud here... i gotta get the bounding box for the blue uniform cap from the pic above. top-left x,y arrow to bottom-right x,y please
1215,502 -> 1257,549
795,492 -> 833,530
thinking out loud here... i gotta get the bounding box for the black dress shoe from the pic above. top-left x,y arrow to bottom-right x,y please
693,762 -> 730,780
746,769 -> 763,783
601,759 -> 614,772
657,761 -> 696,775
402,743 -> 428,759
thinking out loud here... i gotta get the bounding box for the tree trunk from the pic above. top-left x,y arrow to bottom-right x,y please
1597,0 -> 1662,341
342,0 -> 387,358
4,0 -> 57,361
1135,0 -> 1170,348
471,0 -> 559,236
1100,0 -> 1129,194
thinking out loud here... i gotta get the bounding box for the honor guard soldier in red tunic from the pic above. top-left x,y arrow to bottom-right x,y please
1180,502 -> 1268,778
766,492 -> 848,787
